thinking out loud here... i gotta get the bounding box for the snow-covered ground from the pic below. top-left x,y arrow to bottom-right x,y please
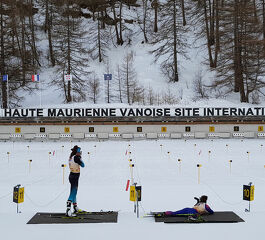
1,139 -> 265,240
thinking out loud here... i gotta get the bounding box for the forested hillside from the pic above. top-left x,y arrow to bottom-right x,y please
1,0 -> 265,107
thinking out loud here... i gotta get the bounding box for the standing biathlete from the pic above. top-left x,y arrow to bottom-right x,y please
66,145 -> 85,217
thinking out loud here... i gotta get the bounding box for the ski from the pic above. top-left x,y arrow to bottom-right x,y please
76,210 -> 115,215
50,215 -> 99,220
143,212 -> 198,218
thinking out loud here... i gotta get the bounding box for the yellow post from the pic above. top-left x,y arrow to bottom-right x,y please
208,150 -> 211,161
61,164 -> 66,184
28,160 -> 32,174
247,151 -> 250,162
129,164 -> 134,184
178,159 -> 182,174
7,152 -> 10,163
229,160 -> 232,174
48,152 -> 51,166
197,164 -> 202,184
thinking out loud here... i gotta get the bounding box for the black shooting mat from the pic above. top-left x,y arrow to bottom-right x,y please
155,211 -> 244,223
27,211 -> 118,224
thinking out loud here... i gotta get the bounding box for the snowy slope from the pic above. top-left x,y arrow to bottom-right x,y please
18,1 -> 264,108
1,139 -> 265,240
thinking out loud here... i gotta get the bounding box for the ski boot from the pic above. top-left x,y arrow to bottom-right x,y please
66,200 -> 76,217
187,215 -> 198,221
73,203 -> 83,214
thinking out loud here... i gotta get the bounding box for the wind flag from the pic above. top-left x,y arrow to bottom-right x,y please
2,75 -> 8,82
32,75 -> 40,82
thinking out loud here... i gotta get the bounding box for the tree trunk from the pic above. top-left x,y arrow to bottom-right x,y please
143,0 -> 148,42
203,0 -> 214,67
66,0 -> 72,102
153,0 -> 158,32
173,0 -> 179,82
209,0 -> 215,46
119,1 -> 124,45
21,15 -> 26,85
180,0 -> 186,26
46,0 -> 55,66
0,0 -> 7,108
126,57 -> 130,104
97,13 -> 102,63
213,0 -> 220,67
111,3 -> 121,45
262,0 -> 265,56
29,0 -> 41,67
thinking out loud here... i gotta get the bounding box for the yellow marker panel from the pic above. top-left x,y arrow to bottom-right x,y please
130,186 -> 136,201
13,187 -> 24,204
15,127 -> 21,133
243,185 -> 254,201
161,127 -> 167,132
209,126 -> 215,132
258,126 -> 264,132
113,127 -> 119,132
64,127 -> 70,133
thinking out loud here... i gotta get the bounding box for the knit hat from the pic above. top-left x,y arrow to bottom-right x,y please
71,145 -> 79,152
199,195 -> 208,203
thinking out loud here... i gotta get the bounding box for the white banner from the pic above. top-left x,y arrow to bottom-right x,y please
0,107 -> 265,118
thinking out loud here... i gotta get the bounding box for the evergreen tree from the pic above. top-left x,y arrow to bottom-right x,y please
150,0 -> 189,82
50,0 -> 90,103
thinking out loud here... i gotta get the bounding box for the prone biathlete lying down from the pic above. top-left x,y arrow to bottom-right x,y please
165,195 -> 214,217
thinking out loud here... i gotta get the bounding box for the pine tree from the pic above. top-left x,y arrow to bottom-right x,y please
0,0 -> 39,108
213,0 -> 265,102
50,0 -> 90,103
150,0 -> 189,82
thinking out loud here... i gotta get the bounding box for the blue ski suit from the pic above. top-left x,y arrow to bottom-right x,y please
166,203 -> 214,216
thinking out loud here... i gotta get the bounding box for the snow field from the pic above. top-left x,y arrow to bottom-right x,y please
1,139 -> 265,240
